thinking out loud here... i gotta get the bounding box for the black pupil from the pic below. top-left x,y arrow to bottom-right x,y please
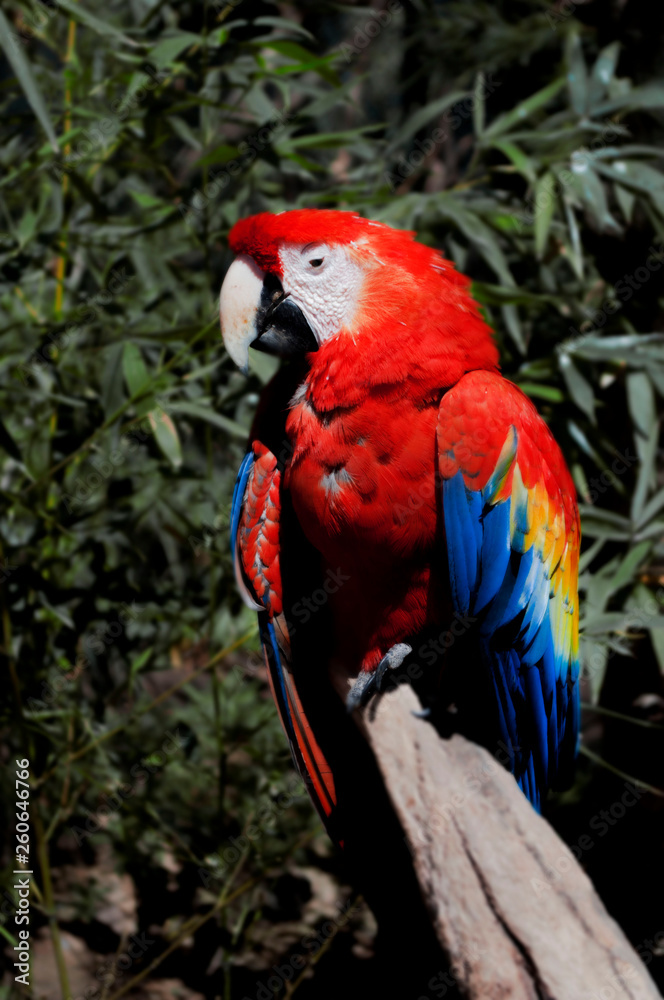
309,258 -> 324,267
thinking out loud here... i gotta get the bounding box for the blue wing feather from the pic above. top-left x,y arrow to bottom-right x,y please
441,443 -> 579,810
230,451 -> 254,563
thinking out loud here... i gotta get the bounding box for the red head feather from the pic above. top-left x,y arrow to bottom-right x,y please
227,209 -> 500,400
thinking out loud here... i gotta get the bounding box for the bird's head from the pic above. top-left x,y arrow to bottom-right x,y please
219,208 -> 497,379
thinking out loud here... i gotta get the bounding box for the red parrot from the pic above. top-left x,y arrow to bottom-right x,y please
221,209 -> 580,836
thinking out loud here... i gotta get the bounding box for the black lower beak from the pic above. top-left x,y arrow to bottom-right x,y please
251,273 -> 319,358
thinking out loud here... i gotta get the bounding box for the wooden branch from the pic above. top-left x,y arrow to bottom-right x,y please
337,674 -> 662,1000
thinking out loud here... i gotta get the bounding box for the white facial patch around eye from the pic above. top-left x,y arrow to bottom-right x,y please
278,242 -> 367,345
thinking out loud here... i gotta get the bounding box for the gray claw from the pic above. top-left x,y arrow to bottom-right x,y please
347,642 -> 413,713
381,643 -> 413,670
346,670 -> 376,713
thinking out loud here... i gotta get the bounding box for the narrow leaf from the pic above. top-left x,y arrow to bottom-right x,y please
534,171 -> 556,257
484,77 -> 565,139
0,10 -> 58,152
148,408 -> 182,469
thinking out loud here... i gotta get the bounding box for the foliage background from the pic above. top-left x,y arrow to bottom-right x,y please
1,0 -> 663,996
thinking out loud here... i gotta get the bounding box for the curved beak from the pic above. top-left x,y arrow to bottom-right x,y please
220,254 -> 318,374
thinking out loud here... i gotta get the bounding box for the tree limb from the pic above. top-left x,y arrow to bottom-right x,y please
339,676 -> 662,1000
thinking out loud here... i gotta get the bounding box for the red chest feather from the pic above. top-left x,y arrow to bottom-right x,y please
284,382 -> 440,568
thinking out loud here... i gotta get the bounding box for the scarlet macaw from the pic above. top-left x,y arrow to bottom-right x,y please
221,209 -> 580,833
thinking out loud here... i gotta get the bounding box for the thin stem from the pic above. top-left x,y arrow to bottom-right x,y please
33,805 -> 71,999
24,318 -> 217,494
581,701 -> 664,730
33,627 -> 257,788
105,873 -> 256,1000
54,14 -> 77,321
580,745 -> 664,797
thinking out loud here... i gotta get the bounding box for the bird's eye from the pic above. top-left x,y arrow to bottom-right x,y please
308,258 -> 324,268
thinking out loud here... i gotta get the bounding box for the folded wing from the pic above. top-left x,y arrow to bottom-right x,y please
437,371 -> 580,808
230,442 -> 338,828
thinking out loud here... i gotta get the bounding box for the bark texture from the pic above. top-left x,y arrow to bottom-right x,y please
338,675 -> 662,1000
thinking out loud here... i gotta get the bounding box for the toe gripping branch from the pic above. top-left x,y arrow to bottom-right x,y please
346,643 -> 413,713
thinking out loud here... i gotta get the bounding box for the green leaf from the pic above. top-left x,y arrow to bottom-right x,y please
258,41 -> 338,84
566,31 -> 588,116
130,646 -> 154,681
579,505 -> 632,541
283,124 -> 383,150
197,145 -> 241,168
433,196 -> 515,287
253,17 -> 316,42
569,333 -> 664,363
589,42 -> 620,104
0,10 -> 59,153
149,32 -> 202,68
491,140 -> 537,183
168,116 -> 203,151
129,191 -> 168,209
123,342 -> 151,399
148,408 -> 182,469
55,0 -> 139,48
564,158 -> 622,234
483,77 -> 565,139
594,159 -> 664,197
534,171 -> 556,257
0,416 -> 22,461
387,91 -> 468,152
559,353 -> 595,422
626,371 -> 655,438
652,628 -> 664,676
517,383 -> 565,403
609,541 -> 652,595
561,196 -> 584,279
596,82 -> 664,115
614,183 -> 636,224
635,485 -> 664,530
101,343 -> 125,419
472,72 -> 485,137
630,422 -> 659,524
166,401 -> 248,440
501,303 -> 526,354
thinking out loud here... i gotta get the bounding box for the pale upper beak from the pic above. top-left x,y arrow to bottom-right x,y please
220,254 -> 319,375
219,255 -> 265,375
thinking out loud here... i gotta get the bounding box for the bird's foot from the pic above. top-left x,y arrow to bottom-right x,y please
411,707 -> 431,719
346,643 -> 413,713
